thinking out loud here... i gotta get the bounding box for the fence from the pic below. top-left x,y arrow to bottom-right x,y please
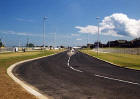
93,48 -> 140,55
0,47 -> 14,53
0,47 -> 42,53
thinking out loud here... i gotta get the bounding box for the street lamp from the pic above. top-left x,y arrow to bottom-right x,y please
96,17 -> 100,56
43,16 -> 47,49
87,33 -> 89,44
50,32 -> 56,49
54,32 -> 56,48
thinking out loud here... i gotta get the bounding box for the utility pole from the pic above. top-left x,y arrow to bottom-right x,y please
43,16 -> 47,49
53,32 -> 56,49
96,17 -> 100,56
87,34 -> 89,44
27,37 -> 29,47
54,32 -> 56,48
109,41 -> 110,48
18,40 -> 20,48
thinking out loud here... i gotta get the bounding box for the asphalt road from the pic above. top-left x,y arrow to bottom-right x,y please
13,50 -> 140,99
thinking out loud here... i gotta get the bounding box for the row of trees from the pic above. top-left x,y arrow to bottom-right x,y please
0,40 -> 34,48
0,39 -> 4,47
0,38 -> 36,48
0,40 -> 65,48
86,37 -> 140,49
26,43 -> 34,47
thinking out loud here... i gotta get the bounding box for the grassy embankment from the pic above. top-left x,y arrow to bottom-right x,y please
81,49 -> 140,70
0,50 -> 63,99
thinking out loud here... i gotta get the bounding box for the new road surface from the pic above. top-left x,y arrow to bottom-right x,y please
13,50 -> 140,99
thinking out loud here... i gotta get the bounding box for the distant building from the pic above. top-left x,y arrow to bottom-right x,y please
86,42 -> 106,49
87,44 -> 94,48
131,38 -> 140,47
73,46 -> 82,49
93,42 -> 105,48
86,38 -> 140,48
81,45 -> 87,48
107,40 -> 130,47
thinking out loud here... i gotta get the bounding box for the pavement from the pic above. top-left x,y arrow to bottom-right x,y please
13,50 -> 140,99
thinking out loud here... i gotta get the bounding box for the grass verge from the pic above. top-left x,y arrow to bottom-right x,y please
81,50 -> 140,70
0,50 -> 63,99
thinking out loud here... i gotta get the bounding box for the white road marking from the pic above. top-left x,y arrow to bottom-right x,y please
67,51 -> 83,72
67,57 -> 70,66
69,66 -> 83,72
68,51 -> 140,86
95,74 -> 140,86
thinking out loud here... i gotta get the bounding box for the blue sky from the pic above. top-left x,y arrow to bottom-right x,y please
0,0 -> 140,46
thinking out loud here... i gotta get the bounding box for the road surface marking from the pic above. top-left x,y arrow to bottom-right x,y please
67,57 -> 70,66
69,66 -> 83,72
95,74 -> 140,86
68,51 -> 140,86
68,56 -> 83,72
67,51 -> 83,72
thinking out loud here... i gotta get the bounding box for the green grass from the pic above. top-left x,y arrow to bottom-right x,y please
0,50 -> 61,68
0,50 -> 63,99
81,50 -> 140,70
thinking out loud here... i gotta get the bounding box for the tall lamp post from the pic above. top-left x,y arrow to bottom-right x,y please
96,17 -> 100,56
54,32 -> 56,48
50,32 -> 56,49
87,33 -> 89,44
43,16 -> 47,49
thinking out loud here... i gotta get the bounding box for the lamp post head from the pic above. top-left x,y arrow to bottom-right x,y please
96,17 -> 100,19
43,16 -> 48,20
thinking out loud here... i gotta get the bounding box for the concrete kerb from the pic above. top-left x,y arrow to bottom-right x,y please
87,52 -> 118,66
7,52 -> 63,99
84,50 -> 140,71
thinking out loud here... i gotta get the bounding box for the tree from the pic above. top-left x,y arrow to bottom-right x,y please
26,43 -> 34,47
0,39 -> 4,47
60,45 -> 65,48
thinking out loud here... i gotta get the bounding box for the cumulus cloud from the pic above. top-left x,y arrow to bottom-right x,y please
75,13 -> 140,37
75,25 -> 98,34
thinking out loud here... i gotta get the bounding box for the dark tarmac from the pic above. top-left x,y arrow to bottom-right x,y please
13,50 -> 140,99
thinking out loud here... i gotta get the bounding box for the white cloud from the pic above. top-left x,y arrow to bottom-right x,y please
76,38 -> 82,40
71,33 -> 80,36
1,30 -> 41,37
75,13 -> 140,37
75,25 -> 98,34
16,18 -> 33,22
